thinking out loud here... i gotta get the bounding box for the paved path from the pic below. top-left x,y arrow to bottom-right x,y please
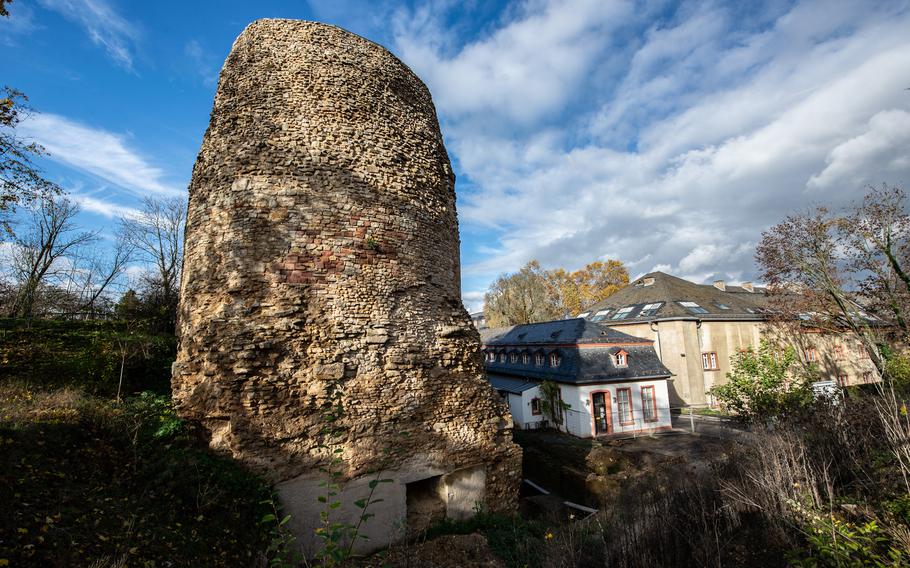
670,413 -> 748,439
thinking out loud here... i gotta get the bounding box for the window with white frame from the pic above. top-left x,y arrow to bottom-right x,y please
611,306 -> 635,320
535,353 -> 544,366
639,303 -> 663,317
641,386 -> 657,422
522,352 -> 530,365
678,301 -> 709,314
614,351 -> 628,367
549,353 -> 561,367
617,388 -> 633,425
510,352 -> 518,363
589,309 -> 611,322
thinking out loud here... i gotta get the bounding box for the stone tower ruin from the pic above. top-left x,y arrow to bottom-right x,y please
172,19 -> 521,552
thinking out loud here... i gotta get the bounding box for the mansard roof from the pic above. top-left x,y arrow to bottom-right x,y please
480,317 -> 653,347
480,318 -> 670,385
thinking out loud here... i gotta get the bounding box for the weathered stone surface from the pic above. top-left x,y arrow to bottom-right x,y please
172,19 -> 521,551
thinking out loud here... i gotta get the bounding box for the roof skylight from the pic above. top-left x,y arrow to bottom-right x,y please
715,303 -> 731,310
678,301 -> 709,314
611,306 -> 635,320
577,312 -> 590,319
588,309 -> 611,322
639,303 -> 663,317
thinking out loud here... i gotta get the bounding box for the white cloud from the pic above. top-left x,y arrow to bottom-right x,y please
19,113 -> 184,197
808,109 -> 910,191
394,0 -> 636,124
70,193 -> 141,220
38,0 -> 138,70
390,0 -> 910,294
185,39 -> 219,88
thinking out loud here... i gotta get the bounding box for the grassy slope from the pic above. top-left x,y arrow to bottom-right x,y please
0,319 -> 277,567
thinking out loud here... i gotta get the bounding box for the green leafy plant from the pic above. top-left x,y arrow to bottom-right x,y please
790,510 -> 907,567
260,496 -> 302,568
312,380 -> 393,566
709,339 -> 815,422
539,380 -> 571,431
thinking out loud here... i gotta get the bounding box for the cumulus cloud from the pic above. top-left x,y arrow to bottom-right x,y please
19,113 -> 184,197
38,0 -> 139,70
389,0 -> 910,306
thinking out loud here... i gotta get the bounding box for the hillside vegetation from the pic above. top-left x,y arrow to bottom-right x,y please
0,319 -> 276,566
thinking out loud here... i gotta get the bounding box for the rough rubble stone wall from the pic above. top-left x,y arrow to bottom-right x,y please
172,18 -> 521,521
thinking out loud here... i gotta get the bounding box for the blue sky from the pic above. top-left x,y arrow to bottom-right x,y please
3,0 -> 910,312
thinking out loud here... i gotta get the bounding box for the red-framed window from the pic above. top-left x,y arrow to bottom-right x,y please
806,348 -> 819,363
702,352 -> 718,370
531,398 -> 541,415
549,353 -> 561,367
836,374 -> 848,387
641,386 -> 657,422
616,388 -> 633,425
535,353 -> 544,366
834,345 -> 845,360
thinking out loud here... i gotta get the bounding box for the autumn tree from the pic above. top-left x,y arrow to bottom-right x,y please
1,87 -> 61,234
484,260 -> 559,327
483,258 -> 629,326
756,184 -> 910,376
547,260 -> 629,317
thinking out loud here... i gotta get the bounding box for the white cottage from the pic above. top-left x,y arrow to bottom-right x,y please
482,319 -> 673,438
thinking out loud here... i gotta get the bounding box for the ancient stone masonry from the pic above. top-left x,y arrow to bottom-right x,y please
172,19 -> 521,551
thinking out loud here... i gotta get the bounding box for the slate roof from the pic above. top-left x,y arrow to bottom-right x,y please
480,318 -> 671,386
480,317 -> 653,346
582,271 -> 772,324
487,373 -> 538,394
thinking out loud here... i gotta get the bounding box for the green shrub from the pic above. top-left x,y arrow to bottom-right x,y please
710,339 -> 815,422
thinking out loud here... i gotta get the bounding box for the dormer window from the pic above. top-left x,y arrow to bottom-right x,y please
549,353 -> 561,367
614,350 -> 628,367
679,301 -> 708,314
535,353 -> 544,366
611,306 -> 635,320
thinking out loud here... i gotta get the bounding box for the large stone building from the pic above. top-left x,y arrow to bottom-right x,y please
579,271 -> 878,406
172,19 -> 520,554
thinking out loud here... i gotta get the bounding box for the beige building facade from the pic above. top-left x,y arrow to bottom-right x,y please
582,272 -> 878,407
